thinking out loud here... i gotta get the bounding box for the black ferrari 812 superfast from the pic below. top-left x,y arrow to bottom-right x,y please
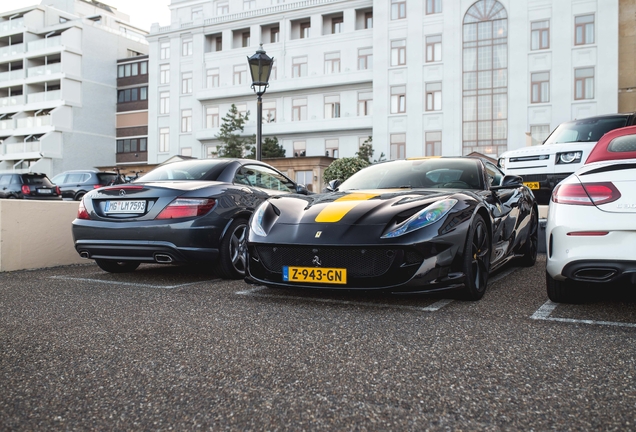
246,157 -> 538,300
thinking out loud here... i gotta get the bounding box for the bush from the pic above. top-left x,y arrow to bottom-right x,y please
323,157 -> 370,183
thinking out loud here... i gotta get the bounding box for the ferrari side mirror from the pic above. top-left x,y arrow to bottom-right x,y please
326,179 -> 341,192
491,175 -> 524,190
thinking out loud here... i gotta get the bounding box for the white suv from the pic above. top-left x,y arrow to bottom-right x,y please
497,114 -> 636,202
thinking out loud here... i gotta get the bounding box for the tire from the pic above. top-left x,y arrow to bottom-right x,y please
95,259 -> 140,273
519,206 -> 539,267
74,192 -> 86,201
214,218 -> 248,279
546,271 -> 578,303
462,214 -> 491,301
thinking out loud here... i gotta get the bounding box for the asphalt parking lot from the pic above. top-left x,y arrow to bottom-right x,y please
2,256 -> 636,430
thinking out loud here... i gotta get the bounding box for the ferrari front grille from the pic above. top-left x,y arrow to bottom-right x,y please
255,246 -> 402,278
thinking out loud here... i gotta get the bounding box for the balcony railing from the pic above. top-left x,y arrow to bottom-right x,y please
0,43 -> 24,57
27,36 -> 62,52
0,118 -> 13,130
6,140 -> 40,154
27,63 -> 62,78
16,115 -> 52,128
0,95 -> 24,107
0,18 -> 25,33
0,69 -> 24,82
27,90 -> 61,104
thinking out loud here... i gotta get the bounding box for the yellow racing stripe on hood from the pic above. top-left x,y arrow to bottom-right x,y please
315,193 -> 379,223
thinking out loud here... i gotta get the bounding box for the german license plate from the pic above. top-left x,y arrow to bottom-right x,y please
37,189 -> 52,194
105,200 -> 146,213
283,266 -> 347,284
523,182 -> 540,190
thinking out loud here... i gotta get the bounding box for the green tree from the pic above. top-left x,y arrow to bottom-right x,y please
356,136 -> 374,163
216,104 -> 252,158
323,157 -> 370,183
248,136 -> 286,159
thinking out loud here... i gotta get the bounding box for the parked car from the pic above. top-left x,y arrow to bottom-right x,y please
72,159 -> 309,278
246,157 -> 538,300
51,170 -> 126,201
546,126 -> 636,303
0,173 -> 62,200
497,113 -> 636,203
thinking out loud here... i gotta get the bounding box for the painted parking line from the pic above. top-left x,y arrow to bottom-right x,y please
531,300 -> 636,328
236,286 -> 454,312
49,276 -> 218,290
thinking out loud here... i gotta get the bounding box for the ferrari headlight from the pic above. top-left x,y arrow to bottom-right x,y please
251,202 -> 269,237
381,199 -> 458,239
556,151 -> 582,164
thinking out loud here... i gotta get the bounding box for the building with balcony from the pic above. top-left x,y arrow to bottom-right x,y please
147,0 -> 618,190
0,0 -> 148,176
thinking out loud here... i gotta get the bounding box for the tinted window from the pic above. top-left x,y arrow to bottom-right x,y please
544,116 -> 629,145
137,160 -> 230,182
66,173 -> 86,183
238,165 -> 294,192
484,162 -> 504,186
51,174 -> 66,184
0,175 -> 10,185
21,175 -> 53,187
608,135 -> 636,153
339,159 -> 483,190
97,173 -> 118,183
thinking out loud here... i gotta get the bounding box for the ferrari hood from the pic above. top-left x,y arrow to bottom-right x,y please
270,189 -> 459,225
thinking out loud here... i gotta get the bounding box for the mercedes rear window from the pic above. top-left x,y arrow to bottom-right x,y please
608,135 -> 636,153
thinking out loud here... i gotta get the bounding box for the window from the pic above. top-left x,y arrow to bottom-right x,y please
575,14 -> 594,45
117,87 -> 148,103
365,12 -> 373,29
244,0 -> 256,10
160,92 -> 170,114
159,128 -> 170,152
358,47 -> 373,70
207,68 -> 219,88
116,138 -> 147,154
531,20 -> 549,50
140,62 -> 147,75
292,56 -> 308,77
182,148 -> 192,157
271,27 -> 280,43
234,65 -> 247,85
332,17 -> 343,34
391,0 -> 406,20
181,109 -> 192,133
118,61 -> 147,78
530,125 -> 550,146
263,101 -> 276,123
206,106 -> 219,128
391,40 -> 406,66
295,171 -> 313,191
216,1 -> 229,15
292,98 -> 307,121
426,0 -> 441,14
160,64 -> 169,84
238,165 -> 294,192
182,38 -> 193,56
325,139 -> 339,158
300,21 -> 310,38
242,31 -> 251,48
575,67 -> 594,100
293,141 -> 306,157
236,104 -> 248,118
425,131 -> 442,156
181,72 -> 193,94
215,36 -> 223,51
426,82 -> 442,111
160,41 -> 170,59
391,86 -> 406,113
358,91 -> 373,116
191,6 -> 203,20
426,35 -> 442,62
324,95 -> 340,119
531,72 -> 549,103
390,133 -> 406,159
325,52 -> 340,74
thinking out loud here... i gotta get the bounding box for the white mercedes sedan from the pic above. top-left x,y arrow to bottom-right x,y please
546,125 -> 636,303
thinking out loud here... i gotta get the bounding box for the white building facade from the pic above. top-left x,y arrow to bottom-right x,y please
147,0 -> 618,164
0,0 -> 148,176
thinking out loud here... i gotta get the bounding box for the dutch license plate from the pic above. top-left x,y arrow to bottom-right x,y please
105,200 -> 146,213
283,266 -> 347,284
523,182 -> 540,190
37,189 -> 52,194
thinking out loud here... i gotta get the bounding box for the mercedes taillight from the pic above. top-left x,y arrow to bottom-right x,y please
552,182 -> 621,206
155,198 -> 216,220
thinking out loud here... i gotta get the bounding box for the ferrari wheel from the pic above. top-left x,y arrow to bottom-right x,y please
462,214 -> 491,301
95,259 -> 140,273
214,218 -> 248,279
519,206 -> 538,267
546,271 -> 579,303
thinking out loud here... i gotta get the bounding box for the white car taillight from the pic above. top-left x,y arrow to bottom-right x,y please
552,182 -> 621,206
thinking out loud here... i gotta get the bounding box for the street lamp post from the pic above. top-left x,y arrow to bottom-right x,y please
247,44 -> 274,161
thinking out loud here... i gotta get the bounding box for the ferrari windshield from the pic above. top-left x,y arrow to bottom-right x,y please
543,116 -> 629,145
338,159 -> 483,190
137,160 -> 230,182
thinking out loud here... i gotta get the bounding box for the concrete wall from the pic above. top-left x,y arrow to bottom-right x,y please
0,200 -> 84,272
